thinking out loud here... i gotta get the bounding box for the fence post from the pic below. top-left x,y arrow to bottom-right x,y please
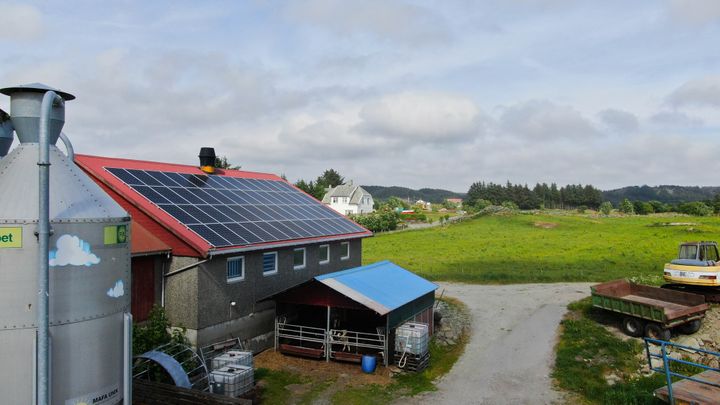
661,343 -> 674,405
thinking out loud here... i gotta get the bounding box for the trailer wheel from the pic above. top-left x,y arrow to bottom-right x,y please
678,320 -> 702,335
622,317 -> 644,337
645,323 -> 671,341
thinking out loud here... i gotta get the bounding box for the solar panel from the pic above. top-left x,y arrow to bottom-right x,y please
106,168 -> 366,248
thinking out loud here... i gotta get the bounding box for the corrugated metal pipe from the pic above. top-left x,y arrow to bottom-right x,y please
37,90 -> 63,405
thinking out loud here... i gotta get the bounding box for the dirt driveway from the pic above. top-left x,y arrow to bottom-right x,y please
399,282 -> 593,405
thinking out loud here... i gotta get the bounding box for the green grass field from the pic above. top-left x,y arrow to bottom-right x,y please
362,213 -> 720,284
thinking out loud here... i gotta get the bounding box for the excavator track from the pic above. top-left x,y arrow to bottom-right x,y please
661,284 -> 720,303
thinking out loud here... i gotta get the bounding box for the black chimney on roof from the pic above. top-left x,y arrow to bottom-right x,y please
199,147 -> 216,174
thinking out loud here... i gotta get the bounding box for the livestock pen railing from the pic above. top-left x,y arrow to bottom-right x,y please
275,322 -> 328,358
645,337 -> 720,404
328,329 -> 386,363
274,318 -> 387,365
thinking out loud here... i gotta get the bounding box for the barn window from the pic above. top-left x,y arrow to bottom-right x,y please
227,256 -> 245,283
319,244 -> 330,265
340,242 -> 350,260
293,248 -> 306,270
263,252 -> 278,275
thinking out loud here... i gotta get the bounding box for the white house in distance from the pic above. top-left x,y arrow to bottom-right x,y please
322,182 -> 374,215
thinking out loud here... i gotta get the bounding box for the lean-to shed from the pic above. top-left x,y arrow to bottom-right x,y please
269,260 -> 437,365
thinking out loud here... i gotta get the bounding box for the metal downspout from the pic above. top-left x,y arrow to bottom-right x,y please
38,90 -> 62,405
123,313 -> 133,405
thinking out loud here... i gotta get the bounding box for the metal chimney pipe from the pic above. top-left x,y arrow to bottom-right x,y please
37,90 -> 63,405
0,108 -> 12,158
58,131 -> 74,160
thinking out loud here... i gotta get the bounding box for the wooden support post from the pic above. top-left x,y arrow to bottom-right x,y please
326,306 -> 331,362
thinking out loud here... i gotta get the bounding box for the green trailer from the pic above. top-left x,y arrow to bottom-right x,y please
591,279 -> 709,340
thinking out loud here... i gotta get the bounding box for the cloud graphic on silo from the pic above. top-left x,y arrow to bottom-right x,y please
107,280 -> 124,298
49,234 -> 101,267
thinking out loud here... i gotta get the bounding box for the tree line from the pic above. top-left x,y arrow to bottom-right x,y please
294,169 -> 345,200
466,181 -> 603,210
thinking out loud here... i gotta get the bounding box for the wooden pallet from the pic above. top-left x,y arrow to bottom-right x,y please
394,352 -> 429,372
654,370 -> 720,405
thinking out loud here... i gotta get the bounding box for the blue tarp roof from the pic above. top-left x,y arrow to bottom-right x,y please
315,260 -> 437,315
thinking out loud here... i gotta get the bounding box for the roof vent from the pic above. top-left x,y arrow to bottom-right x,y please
0,83 -> 75,145
199,147 -> 216,174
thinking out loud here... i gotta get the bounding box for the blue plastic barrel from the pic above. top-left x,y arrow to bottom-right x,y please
361,355 -> 377,373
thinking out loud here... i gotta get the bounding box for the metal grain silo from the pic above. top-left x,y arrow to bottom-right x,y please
0,84 -> 131,405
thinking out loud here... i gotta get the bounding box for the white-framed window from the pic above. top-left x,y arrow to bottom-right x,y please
227,256 -> 245,283
263,252 -> 278,275
332,197 -> 338,203
319,244 -> 330,265
341,242 -> 350,260
293,248 -> 306,270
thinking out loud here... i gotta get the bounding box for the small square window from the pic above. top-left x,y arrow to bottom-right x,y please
263,252 -> 278,275
227,256 -> 244,282
319,244 -> 330,265
293,248 -> 306,270
340,242 -> 350,260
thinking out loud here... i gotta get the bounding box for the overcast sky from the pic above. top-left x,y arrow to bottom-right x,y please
1,1 -> 719,192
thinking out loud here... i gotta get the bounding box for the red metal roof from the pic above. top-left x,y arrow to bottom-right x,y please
131,221 -> 171,256
75,154 -> 371,258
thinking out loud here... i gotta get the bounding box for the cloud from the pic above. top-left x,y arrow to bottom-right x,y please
0,3 -> 43,41
357,92 -> 484,143
498,100 -> 600,140
650,111 -> 703,128
49,235 -> 100,267
668,0 -> 720,25
598,108 -> 639,133
283,0 -> 450,45
667,76 -> 720,108
107,280 -> 124,298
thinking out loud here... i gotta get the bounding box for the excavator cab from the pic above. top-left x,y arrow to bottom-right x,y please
664,241 -> 720,287
675,242 -> 720,263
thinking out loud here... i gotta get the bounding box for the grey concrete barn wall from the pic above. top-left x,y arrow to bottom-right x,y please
164,238 -> 362,349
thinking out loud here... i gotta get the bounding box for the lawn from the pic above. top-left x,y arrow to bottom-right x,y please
363,212 -> 720,284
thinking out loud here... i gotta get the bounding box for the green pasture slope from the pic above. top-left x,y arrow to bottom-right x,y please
362,213 -> 720,284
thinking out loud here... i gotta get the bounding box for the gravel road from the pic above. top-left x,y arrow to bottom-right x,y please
399,282 -> 593,405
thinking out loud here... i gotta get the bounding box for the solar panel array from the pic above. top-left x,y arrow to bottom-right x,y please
106,168 -> 366,248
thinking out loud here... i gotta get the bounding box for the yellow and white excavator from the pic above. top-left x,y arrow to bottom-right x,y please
663,241 -> 720,301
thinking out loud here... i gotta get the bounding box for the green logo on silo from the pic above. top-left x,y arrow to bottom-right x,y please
104,225 -> 128,245
0,227 -> 22,248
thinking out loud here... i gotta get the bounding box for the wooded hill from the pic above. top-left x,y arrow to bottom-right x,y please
361,185 -> 465,204
362,184 -> 720,207
602,185 -> 720,205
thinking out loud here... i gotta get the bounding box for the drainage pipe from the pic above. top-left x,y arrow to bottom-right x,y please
38,90 -> 62,405
163,259 -> 209,278
58,131 -> 74,160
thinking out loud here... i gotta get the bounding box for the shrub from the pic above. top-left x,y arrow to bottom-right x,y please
633,201 -> 654,215
501,201 -> 519,210
133,306 -> 188,355
678,201 -> 713,216
350,209 -> 401,232
648,200 -> 669,213
619,199 -> 635,214
474,199 -> 492,210
576,205 -> 588,213
599,201 -> 613,215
